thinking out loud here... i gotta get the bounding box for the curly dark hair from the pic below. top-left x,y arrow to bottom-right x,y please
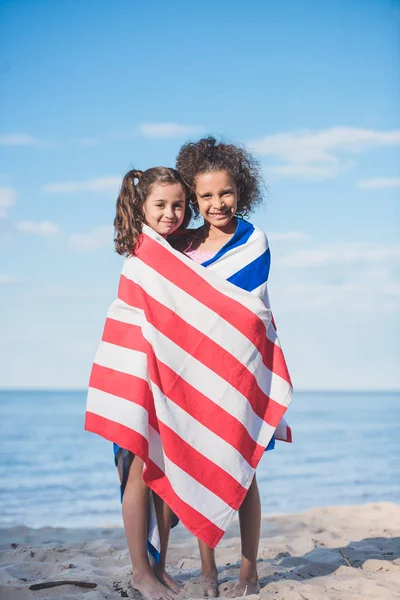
114,167 -> 191,256
175,136 -> 264,218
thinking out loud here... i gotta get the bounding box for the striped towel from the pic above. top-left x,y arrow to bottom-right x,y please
85,219 -> 292,548
194,217 -> 292,443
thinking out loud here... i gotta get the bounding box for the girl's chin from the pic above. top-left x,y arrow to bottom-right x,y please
156,223 -> 179,236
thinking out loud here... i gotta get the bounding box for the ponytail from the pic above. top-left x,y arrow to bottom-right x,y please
114,170 -> 145,256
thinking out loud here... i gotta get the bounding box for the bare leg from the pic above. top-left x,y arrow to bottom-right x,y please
122,456 -> 175,600
152,494 -> 181,593
227,476 -> 261,597
198,540 -> 219,597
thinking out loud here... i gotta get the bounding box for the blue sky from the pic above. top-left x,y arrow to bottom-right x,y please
1,0 -> 399,389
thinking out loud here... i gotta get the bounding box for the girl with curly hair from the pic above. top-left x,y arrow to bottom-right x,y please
175,137 -> 290,598
112,166 -> 190,600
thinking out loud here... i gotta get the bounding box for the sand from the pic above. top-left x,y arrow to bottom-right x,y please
1,502 -> 399,600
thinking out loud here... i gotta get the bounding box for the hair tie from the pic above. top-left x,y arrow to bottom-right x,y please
132,170 -> 144,185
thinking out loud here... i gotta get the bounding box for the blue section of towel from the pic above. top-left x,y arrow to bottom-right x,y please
266,435 -> 275,451
227,248 -> 271,292
201,218 -> 255,267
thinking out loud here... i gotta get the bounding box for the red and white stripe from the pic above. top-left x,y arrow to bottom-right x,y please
85,226 -> 292,547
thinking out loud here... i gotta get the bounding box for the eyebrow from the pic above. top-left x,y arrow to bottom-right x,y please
152,198 -> 185,202
199,187 -> 234,197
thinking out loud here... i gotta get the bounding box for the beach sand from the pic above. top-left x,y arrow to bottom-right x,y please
1,502 -> 399,600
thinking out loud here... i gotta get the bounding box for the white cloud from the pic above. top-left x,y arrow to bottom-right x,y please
268,231 -> 310,242
358,177 -> 400,190
68,225 -> 112,252
43,176 -> 121,193
277,242 -> 400,268
250,127 -> 400,164
0,274 -> 22,285
273,277 -> 400,312
267,162 -> 349,180
0,187 -> 16,218
138,122 -> 203,139
0,133 -> 39,146
249,127 -> 400,181
15,220 -> 60,236
269,240 -> 400,316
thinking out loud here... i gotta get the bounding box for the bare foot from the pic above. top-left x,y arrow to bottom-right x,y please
131,571 -> 175,600
201,569 -> 219,598
153,565 -> 182,594
225,578 -> 260,597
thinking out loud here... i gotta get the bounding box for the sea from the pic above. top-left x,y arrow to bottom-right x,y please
1,390 -> 399,529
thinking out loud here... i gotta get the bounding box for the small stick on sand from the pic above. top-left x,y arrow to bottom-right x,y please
339,549 -> 354,568
29,580 -> 97,590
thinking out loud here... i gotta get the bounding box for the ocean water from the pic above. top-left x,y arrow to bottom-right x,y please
0,390 -> 399,528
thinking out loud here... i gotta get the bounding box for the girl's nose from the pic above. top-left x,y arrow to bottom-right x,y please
210,196 -> 224,208
165,207 -> 174,219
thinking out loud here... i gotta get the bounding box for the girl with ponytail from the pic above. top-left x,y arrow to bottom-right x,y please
114,167 -> 191,256
110,166 -> 190,599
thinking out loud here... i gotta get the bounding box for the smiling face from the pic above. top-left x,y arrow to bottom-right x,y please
194,170 -> 238,229
142,183 -> 186,237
